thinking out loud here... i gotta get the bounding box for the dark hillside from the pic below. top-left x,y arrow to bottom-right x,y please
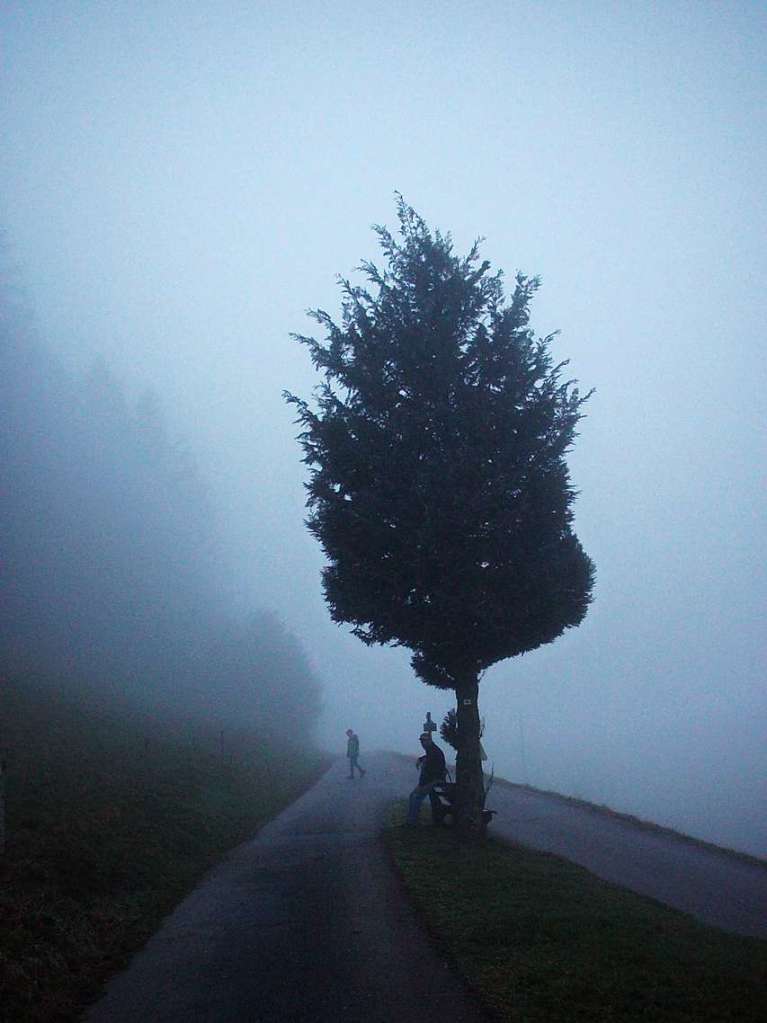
0,675 -> 328,1023
0,264 -> 326,1020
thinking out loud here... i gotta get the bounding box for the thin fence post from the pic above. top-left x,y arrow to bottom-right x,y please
0,759 -> 6,855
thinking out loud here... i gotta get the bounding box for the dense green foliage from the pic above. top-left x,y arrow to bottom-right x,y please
386,808 -> 767,1021
440,707 -> 484,751
287,199 -> 594,690
0,678 -> 328,1023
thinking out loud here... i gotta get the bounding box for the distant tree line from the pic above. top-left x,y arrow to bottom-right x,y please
0,266 -> 321,740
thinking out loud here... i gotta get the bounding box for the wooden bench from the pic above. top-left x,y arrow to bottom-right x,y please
431,781 -> 456,823
431,780 -> 496,827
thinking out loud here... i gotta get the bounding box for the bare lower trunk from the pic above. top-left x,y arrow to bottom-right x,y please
454,674 -> 486,836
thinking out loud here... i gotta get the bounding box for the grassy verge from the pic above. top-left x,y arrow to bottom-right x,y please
0,677 -> 329,1023
384,804 -> 767,1022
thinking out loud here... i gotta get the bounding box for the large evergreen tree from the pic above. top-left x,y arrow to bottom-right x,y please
287,199 -> 595,829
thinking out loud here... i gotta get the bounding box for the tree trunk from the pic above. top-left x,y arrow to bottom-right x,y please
453,674 -> 486,836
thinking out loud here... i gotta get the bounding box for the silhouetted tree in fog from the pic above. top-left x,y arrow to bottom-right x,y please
287,198 -> 595,831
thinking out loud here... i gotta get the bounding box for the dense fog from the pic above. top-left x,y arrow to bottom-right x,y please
1,2 -> 765,855
1,283 -> 321,740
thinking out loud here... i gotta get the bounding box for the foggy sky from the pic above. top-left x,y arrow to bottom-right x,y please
2,2 -> 765,855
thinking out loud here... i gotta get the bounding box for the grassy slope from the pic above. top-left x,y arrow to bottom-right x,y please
385,807 -> 767,1022
0,677 -> 329,1023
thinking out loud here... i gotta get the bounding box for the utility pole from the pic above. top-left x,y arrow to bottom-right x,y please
518,712 -> 529,785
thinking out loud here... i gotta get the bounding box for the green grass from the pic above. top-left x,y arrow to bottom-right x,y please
0,677 -> 329,1023
384,805 -> 767,1022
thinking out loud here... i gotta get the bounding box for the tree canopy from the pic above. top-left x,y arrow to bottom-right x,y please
287,199 -> 595,693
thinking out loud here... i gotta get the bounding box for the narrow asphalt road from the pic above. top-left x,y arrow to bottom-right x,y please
86,751 -> 767,1022
488,779 -> 767,939
86,752 -> 489,1023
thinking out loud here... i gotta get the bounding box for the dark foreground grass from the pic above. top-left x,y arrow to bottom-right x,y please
384,806 -> 767,1022
0,677 -> 329,1023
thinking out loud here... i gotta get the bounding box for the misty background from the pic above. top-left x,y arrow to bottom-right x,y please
1,2 -> 765,855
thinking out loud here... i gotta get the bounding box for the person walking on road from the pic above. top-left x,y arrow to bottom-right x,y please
345,728 -> 366,779
407,732 -> 446,824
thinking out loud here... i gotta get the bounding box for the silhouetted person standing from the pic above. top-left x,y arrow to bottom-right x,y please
345,728 -> 366,779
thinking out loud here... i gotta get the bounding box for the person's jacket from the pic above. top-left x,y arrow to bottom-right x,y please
347,735 -> 359,757
418,742 -> 446,786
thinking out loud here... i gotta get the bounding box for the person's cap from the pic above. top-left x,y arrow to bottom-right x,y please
346,728 -> 353,735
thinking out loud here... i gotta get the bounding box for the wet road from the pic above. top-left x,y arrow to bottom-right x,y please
86,752 -> 489,1023
87,751 -> 767,1022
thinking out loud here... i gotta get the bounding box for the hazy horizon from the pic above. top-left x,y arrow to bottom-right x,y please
2,1 -> 765,856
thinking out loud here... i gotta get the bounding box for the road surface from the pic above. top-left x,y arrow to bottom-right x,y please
489,777 -> 767,939
86,752 -> 489,1023
87,751 -> 767,1022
